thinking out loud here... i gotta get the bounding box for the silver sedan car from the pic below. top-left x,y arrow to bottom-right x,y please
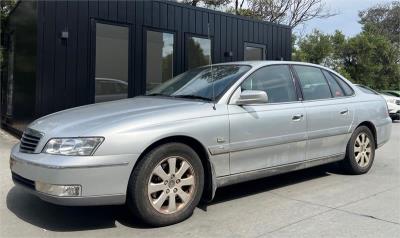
10,61 -> 392,226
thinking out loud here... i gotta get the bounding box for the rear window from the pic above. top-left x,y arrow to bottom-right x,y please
356,85 -> 379,95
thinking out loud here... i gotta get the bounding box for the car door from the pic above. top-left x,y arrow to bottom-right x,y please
228,65 -> 307,174
293,65 -> 354,160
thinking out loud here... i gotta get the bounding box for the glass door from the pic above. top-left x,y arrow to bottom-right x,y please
94,22 -> 129,103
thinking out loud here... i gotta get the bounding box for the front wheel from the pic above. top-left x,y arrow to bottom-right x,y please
341,126 -> 376,174
126,143 -> 204,226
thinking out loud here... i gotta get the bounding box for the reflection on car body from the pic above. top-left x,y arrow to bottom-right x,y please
95,77 -> 128,103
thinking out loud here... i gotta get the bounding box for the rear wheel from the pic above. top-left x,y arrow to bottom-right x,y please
341,126 -> 375,174
126,143 -> 204,226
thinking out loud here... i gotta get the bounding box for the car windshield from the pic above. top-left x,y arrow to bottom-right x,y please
147,65 -> 251,101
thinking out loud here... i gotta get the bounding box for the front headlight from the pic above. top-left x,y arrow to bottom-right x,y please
387,98 -> 396,104
43,137 -> 104,156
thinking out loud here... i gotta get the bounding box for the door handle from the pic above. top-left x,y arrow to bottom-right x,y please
292,114 -> 304,121
340,109 -> 349,115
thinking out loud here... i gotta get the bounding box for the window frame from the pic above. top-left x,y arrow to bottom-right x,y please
244,42 -> 266,61
184,33 -> 213,71
90,19 -> 132,104
228,64 -> 301,105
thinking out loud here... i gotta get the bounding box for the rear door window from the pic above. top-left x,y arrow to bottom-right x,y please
293,65 -> 332,100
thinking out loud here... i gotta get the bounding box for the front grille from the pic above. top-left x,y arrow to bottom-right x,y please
12,172 -> 35,190
19,129 -> 43,153
395,100 -> 400,105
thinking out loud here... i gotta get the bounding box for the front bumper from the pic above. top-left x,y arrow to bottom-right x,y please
10,144 -> 139,206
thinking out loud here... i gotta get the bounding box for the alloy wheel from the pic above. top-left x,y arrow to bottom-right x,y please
354,133 -> 372,168
147,156 -> 195,214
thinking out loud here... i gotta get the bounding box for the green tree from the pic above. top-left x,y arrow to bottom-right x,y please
359,1 -> 400,44
181,0 -> 231,8
1,0 -> 16,66
294,30 -> 332,64
341,33 -> 400,90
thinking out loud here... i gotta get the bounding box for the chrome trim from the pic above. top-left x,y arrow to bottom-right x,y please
216,153 -> 345,187
208,144 -> 230,155
209,134 -> 307,155
307,130 -> 351,140
208,131 -> 351,155
10,157 -> 129,169
24,128 -> 44,138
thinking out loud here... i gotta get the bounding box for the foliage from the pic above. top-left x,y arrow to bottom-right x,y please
294,30 -> 332,64
1,0 -> 15,23
293,24 -> 400,90
181,0 -> 231,8
341,33 -> 399,90
182,0 -> 335,28
0,0 -> 16,67
187,38 -> 210,69
359,1 -> 400,44
246,0 -> 336,28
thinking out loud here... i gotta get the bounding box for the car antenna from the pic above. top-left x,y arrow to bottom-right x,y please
208,22 -> 216,110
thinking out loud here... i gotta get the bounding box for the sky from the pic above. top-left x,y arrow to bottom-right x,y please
301,0 -> 394,36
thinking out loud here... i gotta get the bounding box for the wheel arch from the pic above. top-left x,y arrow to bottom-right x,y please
133,135 -> 216,203
356,121 -> 377,148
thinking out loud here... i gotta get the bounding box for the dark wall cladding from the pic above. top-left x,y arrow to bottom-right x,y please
35,0 -> 291,117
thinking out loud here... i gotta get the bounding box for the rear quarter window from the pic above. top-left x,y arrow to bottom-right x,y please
330,73 -> 355,96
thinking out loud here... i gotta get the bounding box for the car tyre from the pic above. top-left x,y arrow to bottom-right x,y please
341,126 -> 375,174
126,142 -> 204,227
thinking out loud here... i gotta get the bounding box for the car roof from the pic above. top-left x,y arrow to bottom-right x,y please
215,60 -> 335,71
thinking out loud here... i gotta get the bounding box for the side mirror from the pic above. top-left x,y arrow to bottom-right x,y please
235,90 -> 268,105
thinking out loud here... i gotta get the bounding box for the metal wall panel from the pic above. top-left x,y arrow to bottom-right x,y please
34,0 -> 291,118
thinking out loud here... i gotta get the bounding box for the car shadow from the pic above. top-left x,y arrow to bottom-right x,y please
209,165 -> 333,205
7,164 -> 337,231
6,187 -> 149,231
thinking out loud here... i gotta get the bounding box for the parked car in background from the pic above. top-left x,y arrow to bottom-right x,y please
381,93 -> 400,121
381,90 -> 400,97
10,62 -> 392,226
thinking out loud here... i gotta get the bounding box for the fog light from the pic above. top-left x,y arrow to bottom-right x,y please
35,181 -> 81,197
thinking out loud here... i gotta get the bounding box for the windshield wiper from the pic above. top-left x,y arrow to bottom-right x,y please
173,95 -> 212,101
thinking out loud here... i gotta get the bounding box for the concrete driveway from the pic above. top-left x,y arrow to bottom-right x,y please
1,123 -> 399,238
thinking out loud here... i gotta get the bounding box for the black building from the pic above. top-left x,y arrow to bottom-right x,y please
1,0 -> 292,135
